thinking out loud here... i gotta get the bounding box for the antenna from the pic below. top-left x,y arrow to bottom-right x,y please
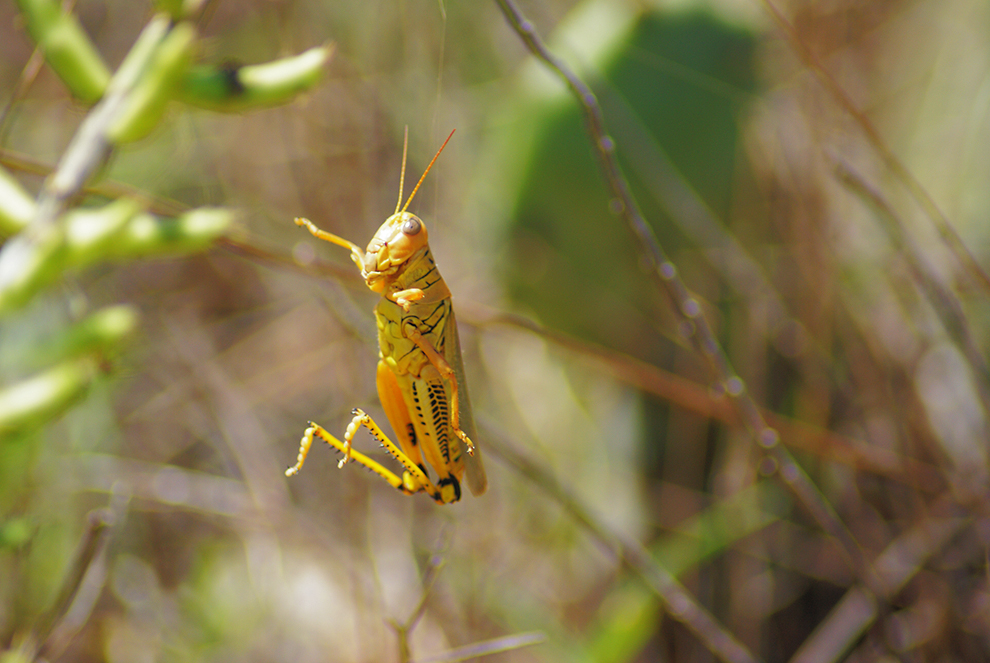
399,129 -> 455,214
394,126 -> 409,215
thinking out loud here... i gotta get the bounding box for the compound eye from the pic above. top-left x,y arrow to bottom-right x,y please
401,217 -> 422,235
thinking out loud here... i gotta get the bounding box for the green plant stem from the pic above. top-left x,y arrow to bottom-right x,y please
0,15 -> 175,302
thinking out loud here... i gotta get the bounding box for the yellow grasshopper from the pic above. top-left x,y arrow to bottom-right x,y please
286,129 -> 487,504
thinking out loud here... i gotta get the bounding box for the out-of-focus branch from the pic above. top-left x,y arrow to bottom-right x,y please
493,0 -> 879,604
465,306 -> 945,494
759,0 -> 990,295
789,498 -> 967,663
16,509 -> 114,662
481,418 -> 760,663
411,631 -> 548,663
836,160 -> 990,460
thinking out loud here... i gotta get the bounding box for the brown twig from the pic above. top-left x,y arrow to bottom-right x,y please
465,306 -> 945,494
0,148 -> 187,217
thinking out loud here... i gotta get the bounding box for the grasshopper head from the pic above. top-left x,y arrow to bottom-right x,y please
362,211 -> 429,289
362,128 -> 452,293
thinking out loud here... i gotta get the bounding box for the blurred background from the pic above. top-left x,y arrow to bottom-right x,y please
3,0 -> 990,660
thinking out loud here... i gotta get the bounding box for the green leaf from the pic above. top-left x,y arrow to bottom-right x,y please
0,357 -> 99,437
108,21 -> 197,144
0,167 -> 37,237
14,0 -> 110,103
180,45 -> 332,112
